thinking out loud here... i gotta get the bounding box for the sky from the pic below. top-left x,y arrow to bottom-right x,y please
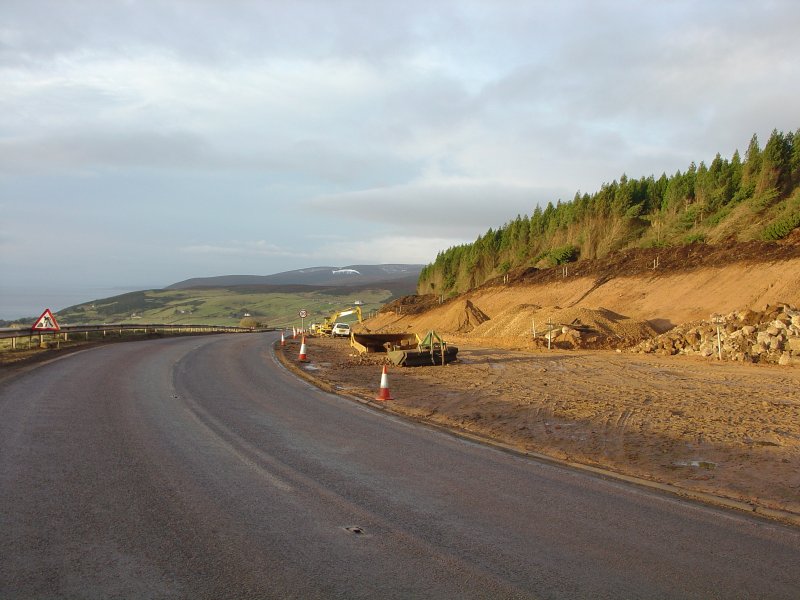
1,0 -> 799,318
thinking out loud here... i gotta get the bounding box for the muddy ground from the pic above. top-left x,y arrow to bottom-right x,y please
280,335 -> 800,519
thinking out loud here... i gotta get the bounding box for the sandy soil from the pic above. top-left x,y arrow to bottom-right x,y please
281,336 -> 800,518
374,252 -> 800,341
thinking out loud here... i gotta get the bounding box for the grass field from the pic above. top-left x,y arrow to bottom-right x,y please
53,287 -> 394,328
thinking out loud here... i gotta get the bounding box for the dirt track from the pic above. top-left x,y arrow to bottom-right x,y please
283,336 -> 800,519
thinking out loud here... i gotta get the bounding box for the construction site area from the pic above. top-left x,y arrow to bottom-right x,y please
281,239 -> 800,521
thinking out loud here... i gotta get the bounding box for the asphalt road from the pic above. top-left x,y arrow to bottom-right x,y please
2,333 -> 799,599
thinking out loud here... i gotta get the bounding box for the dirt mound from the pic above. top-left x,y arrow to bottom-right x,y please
453,300 -> 490,332
404,299 -> 490,334
471,304 -> 657,348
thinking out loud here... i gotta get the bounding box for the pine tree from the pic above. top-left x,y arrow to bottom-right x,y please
741,134 -> 762,193
418,129 -> 800,291
757,129 -> 792,196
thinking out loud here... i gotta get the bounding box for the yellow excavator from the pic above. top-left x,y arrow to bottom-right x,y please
314,305 -> 363,337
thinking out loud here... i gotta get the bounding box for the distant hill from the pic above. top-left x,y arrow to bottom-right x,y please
167,264 -> 424,290
52,264 -> 424,327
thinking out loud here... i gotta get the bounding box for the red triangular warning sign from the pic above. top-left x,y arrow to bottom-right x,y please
31,309 -> 60,332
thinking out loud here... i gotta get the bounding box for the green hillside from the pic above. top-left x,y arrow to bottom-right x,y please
419,128 -> 800,294
56,287 -> 394,328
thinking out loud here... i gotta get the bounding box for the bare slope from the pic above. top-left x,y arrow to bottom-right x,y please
364,240 -> 800,346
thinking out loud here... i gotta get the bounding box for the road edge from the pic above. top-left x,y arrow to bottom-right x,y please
273,339 -> 800,529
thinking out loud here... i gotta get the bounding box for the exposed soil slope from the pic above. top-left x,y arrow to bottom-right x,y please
369,239 -> 800,346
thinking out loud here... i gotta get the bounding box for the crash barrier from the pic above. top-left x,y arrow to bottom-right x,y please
0,323 -> 267,352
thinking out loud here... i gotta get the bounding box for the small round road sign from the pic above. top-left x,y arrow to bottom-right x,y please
299,309 -> 308,318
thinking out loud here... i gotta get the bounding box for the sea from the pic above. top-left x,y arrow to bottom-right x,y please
0,285 -> 158,322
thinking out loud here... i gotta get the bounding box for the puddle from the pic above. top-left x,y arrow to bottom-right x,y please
303,364 -> 319,371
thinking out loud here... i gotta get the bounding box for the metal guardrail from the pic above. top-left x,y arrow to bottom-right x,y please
0,323 -> 256,339
0,323 -> 270,350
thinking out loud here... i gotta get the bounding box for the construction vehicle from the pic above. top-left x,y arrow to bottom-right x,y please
351,332 -> 417,353
351,330 -> 458,367
388,330 -> 458,366
316,305 -> 363,337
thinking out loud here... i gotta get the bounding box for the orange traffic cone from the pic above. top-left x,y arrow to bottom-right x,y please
375,365 -> 393,401
280,331 -> 286,346
292,327 -> 297,339
298,336 -> 308,361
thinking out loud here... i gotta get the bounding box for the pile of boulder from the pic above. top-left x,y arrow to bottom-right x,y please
632,304 -> 800,364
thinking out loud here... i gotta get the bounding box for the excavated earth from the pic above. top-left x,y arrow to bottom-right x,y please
287,239 -> 800,521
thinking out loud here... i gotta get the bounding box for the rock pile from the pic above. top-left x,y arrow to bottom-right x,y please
632,304 -> 800,364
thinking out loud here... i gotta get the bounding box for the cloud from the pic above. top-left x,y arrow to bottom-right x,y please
0,228 -> 12,250
0,130 -> 215,172
0,49 -> 426,182
179,240 -> 293,257
2,0 -> 800,301
306,178 -> 568,238
309,234 -> 467,265
0,0 -> 459,67
5,1 -> 797,188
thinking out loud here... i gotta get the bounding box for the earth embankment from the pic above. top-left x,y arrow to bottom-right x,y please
365,250 -> 800,348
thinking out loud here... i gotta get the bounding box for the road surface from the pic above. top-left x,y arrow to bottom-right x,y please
1,333 -> 799,599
